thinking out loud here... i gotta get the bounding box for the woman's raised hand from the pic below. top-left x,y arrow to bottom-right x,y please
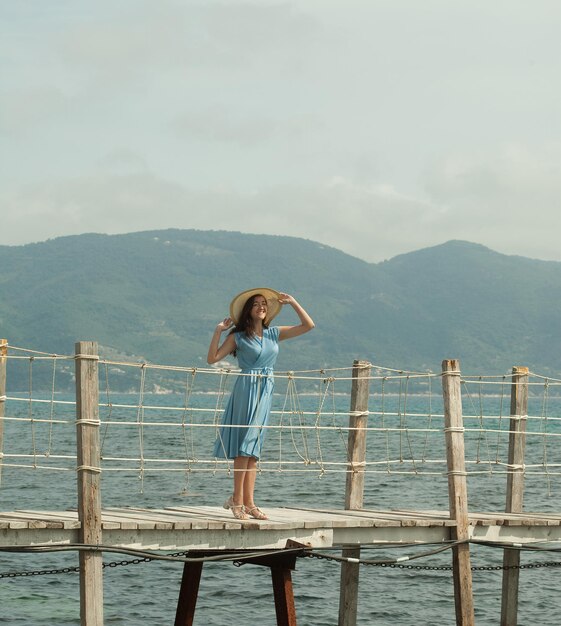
216,317 -> 234,332
278,293 -> 295,305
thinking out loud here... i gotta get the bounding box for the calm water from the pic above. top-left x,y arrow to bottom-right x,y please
2,379 -> 561,625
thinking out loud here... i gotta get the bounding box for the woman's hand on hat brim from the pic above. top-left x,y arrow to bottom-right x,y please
278,293 -> 294,305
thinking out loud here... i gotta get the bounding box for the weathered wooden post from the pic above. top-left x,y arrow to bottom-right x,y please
500,366 -> 529,626
0,339 -> 7,484
338,360 -> 371,626
75,341 -> 104,626
441,359 -> 475,626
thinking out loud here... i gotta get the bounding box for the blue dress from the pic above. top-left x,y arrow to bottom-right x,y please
213,326 -> 280,459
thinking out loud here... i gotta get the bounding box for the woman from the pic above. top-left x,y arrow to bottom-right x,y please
207,287 -> 315,520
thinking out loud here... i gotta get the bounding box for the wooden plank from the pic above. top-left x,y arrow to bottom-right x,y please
104,509 -> 174,530
158,506 -> 242,530
285,508 -> 399,528
75,341 -> 104,626
442,359 -> 475,626
163,506 -> 261,530
0,519 -> 29,529
112,507 -> 195,529
0,512 -> 49,528
286,506 -> 445,527
17,510 -> 81,529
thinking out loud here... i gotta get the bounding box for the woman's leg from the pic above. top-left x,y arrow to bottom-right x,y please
242,456 -> 258,508
233,456 -> 250,505
243,457 -> 268,520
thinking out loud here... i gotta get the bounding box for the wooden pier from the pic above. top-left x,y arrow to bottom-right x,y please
2,341 -> 561,625
2,506 -> 561,549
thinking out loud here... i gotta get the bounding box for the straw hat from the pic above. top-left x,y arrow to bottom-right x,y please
229,287 -> 282,325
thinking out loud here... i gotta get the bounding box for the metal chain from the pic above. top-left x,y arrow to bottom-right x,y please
306,552 -> 561,572
0,551 -> 189,579
4,551 -> 561,579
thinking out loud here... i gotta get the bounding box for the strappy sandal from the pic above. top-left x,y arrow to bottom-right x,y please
245,506 -> 268,520
223,495 -> 249,520
230,504 -> 249,520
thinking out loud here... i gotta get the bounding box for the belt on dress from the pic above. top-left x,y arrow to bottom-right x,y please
240,367 -> 274,377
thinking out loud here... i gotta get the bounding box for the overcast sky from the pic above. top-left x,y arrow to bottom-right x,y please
2,0 -> 561,263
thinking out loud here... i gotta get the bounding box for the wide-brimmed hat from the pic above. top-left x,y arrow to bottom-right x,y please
229,287 -> 282,325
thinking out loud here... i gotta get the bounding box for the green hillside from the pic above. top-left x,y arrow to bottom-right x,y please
1,230 -> 561,388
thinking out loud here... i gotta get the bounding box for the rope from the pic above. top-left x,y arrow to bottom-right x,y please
540,379 -> 552,496
4,346 -> 561,498
76,465 -> 102,474
180,368 -> 198,493
28,357 -> 37,469
136,364 -> 147,492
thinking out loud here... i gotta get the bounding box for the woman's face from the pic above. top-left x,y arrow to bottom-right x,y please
250,295 -> 268,322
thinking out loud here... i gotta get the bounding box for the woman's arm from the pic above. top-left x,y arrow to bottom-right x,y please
277,293 -> 315,341
207,317 -> 236,364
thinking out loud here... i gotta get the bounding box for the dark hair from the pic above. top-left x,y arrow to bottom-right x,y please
229,293 -> 269,356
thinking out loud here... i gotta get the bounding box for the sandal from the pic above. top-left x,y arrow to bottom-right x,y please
230,504 -> 249,520
223,495 -> 249,520
223,495 -> 235,510
245,506 -> 268,520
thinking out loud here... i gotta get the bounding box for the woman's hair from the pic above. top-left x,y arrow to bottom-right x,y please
229,293 -> 269,356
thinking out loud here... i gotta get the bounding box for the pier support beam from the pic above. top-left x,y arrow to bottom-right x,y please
501,366 -> 529,626
442,359 -> 475,626
75,341 -> 104,626
339,360 -> 371,626
175,560 -> 203,626
175,549 -> 301,626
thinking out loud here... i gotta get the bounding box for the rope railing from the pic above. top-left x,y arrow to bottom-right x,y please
2,347 -> 561,507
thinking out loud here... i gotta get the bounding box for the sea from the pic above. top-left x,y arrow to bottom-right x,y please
2,376 -> 561,625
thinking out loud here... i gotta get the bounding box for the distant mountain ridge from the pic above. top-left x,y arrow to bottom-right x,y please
1,230 -> 561,388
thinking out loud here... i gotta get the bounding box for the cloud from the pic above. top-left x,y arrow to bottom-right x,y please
4,147 -> 561,264
56,1 -> 320,82
0,86 -> 71,133
2,1 -> 561,267
424,143 -> 561,259
172,106 -> 320,146
0,171 -> 443,261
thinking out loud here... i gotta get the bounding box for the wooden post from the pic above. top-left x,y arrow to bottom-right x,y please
271,566 -> 298,626
441,359 -> 475,626
0,339 -> 7,484
75,341 -> 104,626
338,360 -> 371,626
175,549 -> 301,626
501,366 -> 529,626
175,561 -> 203,626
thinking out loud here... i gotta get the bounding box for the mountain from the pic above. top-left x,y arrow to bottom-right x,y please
1,230 -> 561,388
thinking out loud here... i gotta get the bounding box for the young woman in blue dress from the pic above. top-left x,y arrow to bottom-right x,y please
207,288 -> 315,520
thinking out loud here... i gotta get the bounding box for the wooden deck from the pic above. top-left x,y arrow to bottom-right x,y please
2,507 -> 561,550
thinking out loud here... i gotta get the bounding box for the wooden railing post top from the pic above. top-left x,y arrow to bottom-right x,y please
0,339 -> 7,355
442,359 -> 461,372
352,359 -> 371,369
512,366 -> 529,376
75,341 -> 98,353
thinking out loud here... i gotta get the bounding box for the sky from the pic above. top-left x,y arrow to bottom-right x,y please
2,0 -> 561,263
